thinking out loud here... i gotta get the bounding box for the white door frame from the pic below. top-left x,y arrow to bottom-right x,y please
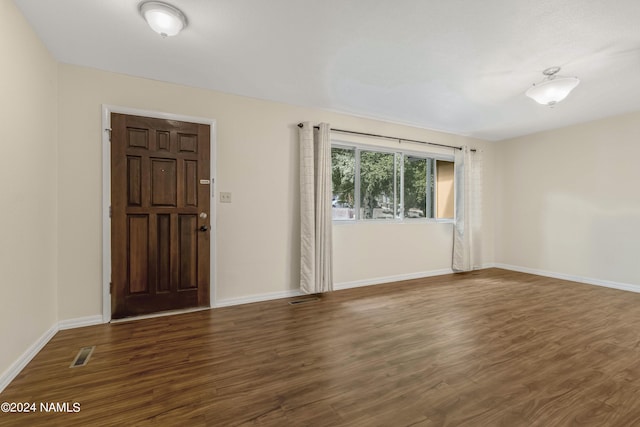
101,105 -> 217,323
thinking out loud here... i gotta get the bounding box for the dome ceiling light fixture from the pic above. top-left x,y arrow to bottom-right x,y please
139,1 -> 187,37
525,66 -> 580,106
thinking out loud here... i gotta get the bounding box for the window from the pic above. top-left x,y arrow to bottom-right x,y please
404,156 -> 431,218
331,147 -> 355,220
331,144 -> 455,221
359,151 -> 398,220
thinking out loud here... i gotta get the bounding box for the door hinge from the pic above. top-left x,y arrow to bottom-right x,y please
109,206 -> 112,218
105,128 -> 112,141
109,282 -> 113,293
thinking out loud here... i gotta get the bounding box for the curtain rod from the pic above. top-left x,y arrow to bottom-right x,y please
297,123 -> 476,152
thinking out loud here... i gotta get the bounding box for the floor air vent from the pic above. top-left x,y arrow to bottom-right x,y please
288,297 -> 320,305
70,346 -> 95,368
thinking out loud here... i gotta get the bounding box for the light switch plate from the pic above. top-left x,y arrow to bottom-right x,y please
220,192 -> 232,203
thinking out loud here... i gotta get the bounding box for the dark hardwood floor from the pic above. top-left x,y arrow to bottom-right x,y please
2,268 -> 640,426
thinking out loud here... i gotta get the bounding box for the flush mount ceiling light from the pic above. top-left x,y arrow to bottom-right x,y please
139,1 -> 187,37
525,67 -> 580,106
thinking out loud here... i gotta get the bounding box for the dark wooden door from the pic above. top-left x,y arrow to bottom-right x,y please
111,113 -> 211,319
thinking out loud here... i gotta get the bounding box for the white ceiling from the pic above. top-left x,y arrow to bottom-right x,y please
14,0 -> 640,140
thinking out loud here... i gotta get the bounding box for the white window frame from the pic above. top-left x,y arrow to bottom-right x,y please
331,140 -> 454,224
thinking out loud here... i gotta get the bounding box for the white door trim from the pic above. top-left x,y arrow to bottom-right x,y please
101,105 -> 217,323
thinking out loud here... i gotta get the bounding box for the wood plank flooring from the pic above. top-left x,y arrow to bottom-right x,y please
3,268 -> 640,426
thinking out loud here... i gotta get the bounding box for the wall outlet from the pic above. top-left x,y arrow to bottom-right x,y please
220,192 -> 232,203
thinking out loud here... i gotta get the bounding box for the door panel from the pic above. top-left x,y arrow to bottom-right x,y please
150,158 -> 177,206
128,215 -> 150,294
184,160 -> 198,206
178,214 -> 198,289
111,113 -> 211,319
156,214 -> 171,292
127,156 -> 142,206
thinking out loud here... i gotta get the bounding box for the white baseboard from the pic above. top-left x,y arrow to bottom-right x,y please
334,268 -> 455,291
1,315 -> 106,394
494,263 -> 640,294
216,266 -> 498,304
214,289 -> 305,308
58,315 -> 104,330
215,265 -> 503,305
0,324 -> 58,394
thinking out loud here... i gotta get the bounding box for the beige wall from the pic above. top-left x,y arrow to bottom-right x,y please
0,1 -> 58,379
57,64 -> 495,319
495,111 -> 640,285
333,222 -> 455,283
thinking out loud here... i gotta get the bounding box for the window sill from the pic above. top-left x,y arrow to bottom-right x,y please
332,218 -> 454,225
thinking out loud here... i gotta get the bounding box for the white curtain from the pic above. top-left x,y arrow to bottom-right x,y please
299,122 -> 333,293
453,146 -> 482,271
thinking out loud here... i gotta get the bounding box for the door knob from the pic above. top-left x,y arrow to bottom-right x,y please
199,225 -> 209,232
